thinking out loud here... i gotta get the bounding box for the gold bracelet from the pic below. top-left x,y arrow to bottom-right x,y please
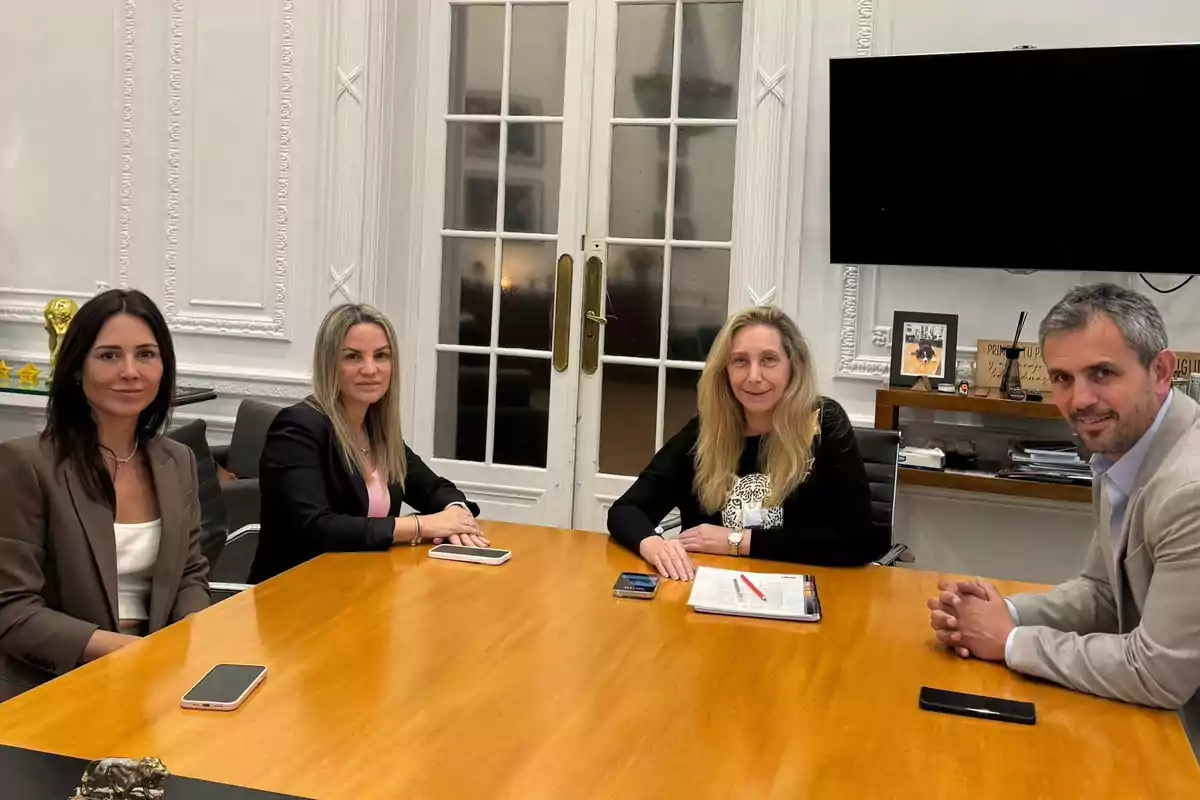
410,515 -> 422,547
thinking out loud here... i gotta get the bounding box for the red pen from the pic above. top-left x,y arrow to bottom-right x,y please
740,573 -> 767,601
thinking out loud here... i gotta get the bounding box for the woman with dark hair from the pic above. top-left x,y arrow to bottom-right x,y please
0,289 -> 209,700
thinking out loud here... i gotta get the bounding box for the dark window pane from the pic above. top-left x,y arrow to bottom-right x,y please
599,363 -> 659,475
434,351 -> 490,462
493,356 -> 550,467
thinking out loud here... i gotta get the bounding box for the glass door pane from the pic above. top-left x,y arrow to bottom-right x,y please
436,2 -> 569,469
573,0 -> 744,532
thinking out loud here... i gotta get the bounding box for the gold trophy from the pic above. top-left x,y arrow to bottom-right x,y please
44,297 -> 79,368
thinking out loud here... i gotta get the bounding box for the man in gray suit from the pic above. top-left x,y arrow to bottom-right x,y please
928,283 -> 1200,758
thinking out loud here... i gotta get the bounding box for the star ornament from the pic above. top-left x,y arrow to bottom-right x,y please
17,363 -> 41,387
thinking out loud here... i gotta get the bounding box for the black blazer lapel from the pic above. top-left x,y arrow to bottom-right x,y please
62,466 -> 119,629
146,441 -> 184,631
337,446 -> 370,514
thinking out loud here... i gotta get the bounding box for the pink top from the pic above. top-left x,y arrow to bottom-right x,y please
365,469 -> 390,518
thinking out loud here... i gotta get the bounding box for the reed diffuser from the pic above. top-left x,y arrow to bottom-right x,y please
1000,311 -> 1027,397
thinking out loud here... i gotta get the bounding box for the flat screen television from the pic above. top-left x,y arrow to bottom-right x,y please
830,43 -> 1200,274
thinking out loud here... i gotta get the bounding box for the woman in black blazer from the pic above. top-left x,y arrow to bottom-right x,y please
250,304 -> 483,582
608,306 -> 883,580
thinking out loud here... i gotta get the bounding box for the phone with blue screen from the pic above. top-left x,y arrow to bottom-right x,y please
613,572 -> 660,599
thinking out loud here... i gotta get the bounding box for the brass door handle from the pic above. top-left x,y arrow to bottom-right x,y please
552,254 -> 573,372
582,255 -> 605,374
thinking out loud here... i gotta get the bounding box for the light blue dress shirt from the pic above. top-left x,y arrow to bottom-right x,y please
1002,392 -> 1174,663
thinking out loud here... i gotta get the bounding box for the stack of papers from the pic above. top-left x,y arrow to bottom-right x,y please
686,567 -> 822,622
1001,440 -> 1092,485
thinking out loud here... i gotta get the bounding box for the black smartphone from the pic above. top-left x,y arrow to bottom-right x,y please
613,572 -> 660,599
918,686 -> 1036,725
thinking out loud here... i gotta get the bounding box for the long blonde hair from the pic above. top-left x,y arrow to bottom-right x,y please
309,303 -> 407,488
694,306 -> 820,513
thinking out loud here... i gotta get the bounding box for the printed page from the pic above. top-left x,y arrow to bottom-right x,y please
686,567 -> 816,619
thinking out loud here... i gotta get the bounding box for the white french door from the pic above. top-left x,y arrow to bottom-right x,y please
412,0 -> 748,530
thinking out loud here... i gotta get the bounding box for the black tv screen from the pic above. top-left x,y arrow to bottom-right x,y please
830,44 -> 1200,274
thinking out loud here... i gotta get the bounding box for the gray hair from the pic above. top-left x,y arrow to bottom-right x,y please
1038,283 -> 1167,367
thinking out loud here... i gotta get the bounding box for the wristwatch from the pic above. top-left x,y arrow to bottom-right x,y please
727,529 -> 744,557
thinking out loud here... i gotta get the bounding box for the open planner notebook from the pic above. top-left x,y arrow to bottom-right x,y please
686,567 -> 822,622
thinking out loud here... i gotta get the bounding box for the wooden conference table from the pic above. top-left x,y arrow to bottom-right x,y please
0,523 -> 1196,799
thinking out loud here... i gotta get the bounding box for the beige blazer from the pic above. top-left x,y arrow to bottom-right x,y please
1009,390 -> 1200,759
0,435 -> 210,701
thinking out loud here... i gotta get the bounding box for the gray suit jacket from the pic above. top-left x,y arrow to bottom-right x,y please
0,435 -> 210,701
1009,390 -> 1200,758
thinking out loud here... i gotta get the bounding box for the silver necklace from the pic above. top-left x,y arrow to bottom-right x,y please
103,441 -> 138,474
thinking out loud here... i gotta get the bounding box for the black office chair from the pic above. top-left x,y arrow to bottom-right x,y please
212,399 -> 281,532
853,427 -> 913,566
166,418 -> 229,571
209,581 -> 252,603
207,523 -> 258,603
209,524 -> 259,584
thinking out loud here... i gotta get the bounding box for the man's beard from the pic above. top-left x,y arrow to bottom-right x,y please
1072,402 -> 1150,456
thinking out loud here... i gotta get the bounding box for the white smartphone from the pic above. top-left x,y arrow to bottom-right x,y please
428,544 -> 512,565
180,664 -> 267,711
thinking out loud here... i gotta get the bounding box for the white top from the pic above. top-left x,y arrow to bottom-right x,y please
113,519 -> 162,622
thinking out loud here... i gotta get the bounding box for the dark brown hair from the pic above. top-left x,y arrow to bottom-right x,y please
42,289 -> 176,505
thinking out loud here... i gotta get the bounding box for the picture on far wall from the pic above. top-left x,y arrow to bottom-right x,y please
889,311 -> 958,388
462,93 -> 543,164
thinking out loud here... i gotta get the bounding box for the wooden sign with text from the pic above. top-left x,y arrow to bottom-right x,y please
977,344 -> 1200,390
975,340 -> 1052,392
1173,351 -> 1200,379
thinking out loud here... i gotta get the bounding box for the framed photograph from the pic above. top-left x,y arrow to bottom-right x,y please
462,92 -> 543,165
890,311 -> 958,388
461,175 -> 544,233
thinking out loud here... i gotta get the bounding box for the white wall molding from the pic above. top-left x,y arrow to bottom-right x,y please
395,0 -> 436,436
728,0 -> 803,312
175,364 -> 311,399
453,480 -> 546,509
854,0 -> 875,57
0,2 -> 130,325
834,1 -> 888,381
320,0 -> 374,308
117,0 -> 135,290
330,264 -> 356,301
161,0 -> 292,339
837,264 -> 889,380
358,0 -> 402,309
0,348 -> 311,401
0,286 -> 106,325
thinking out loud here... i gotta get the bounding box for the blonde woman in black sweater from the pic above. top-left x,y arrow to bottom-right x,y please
608,306 -> 883,580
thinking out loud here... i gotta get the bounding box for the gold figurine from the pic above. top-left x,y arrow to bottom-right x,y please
44,297 -> 79,367
18,363 -> 41,387
0,360 -> 10,382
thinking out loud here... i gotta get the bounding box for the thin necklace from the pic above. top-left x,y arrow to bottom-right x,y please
103,441 -> 139,474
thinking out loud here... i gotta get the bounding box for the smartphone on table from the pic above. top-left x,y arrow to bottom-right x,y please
181,664 -> 267,711
918,686 -> 1036,725
428,544 -> 512,565
613,572 -> 660,599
